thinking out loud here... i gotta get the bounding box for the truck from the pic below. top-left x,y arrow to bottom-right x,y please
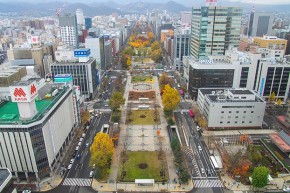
101,124 -> 109,133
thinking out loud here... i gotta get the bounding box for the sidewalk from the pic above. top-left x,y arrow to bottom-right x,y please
220,172 -> 285,192
91,179 -> 194,192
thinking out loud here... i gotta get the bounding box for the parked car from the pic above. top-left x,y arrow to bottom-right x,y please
70,158 -> 75,164
89,171 -> 94,178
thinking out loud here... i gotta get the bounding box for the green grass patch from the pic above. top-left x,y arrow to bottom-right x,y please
131,76 -> 153,83
261,139 -> 290,170
117,151 -> 168,182
127,110 -> 158,125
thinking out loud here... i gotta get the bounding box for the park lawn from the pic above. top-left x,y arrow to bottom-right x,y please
117,151 -> 168,182
131,76 -> 153,83
129,110 -> 158,125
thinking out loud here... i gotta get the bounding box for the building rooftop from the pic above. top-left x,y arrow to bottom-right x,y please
230,89 -> 253,95
0,86 -> 69,125
0,168 -> 11,188
200,88 -> 264,103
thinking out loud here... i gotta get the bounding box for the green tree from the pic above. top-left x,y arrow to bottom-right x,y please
123,46 -> 134,56
150,48 -> 163,63
167,118 -> 175,126
171,136 -> 180,153
109,92 -> 125,112
251,166 -> 270,188
112,111 -> 121,122
162,84 -> 180,112
151,41 -> 160,51
121,54 -> 129,69
90,133 -> 114,168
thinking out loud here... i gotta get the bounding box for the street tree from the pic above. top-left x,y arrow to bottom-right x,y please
150,48 -> 163,63
90,133 -> 114,168
251,166 -> 270,188
151,41 -> 160,51
123,46 -> 134,56
126,57 -> 132,68
81,111 -> 91,126
269,92 -> 276,102
159,73 -> 174,90
109,92 -> 125,112
148,31 -> 154,41
162,84 -> 180,112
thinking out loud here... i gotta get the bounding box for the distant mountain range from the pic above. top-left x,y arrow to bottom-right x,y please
0,1 -> 289,17
0,1 -> 190,17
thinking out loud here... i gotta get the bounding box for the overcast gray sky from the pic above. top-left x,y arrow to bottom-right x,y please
228,0 -> 290,4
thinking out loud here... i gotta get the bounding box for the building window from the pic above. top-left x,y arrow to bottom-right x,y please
220,121 -> 223,124
251,111 -> 254,113
235,116 -> 238,118
235,121 -> 237,123
221,111 -> 224,113
227,121 -> 230,123
249,121 -> 252,123
244,111 -> 246,113
236,111 -> 239,113
228,116 -> 231,118
242,121 -> 245,123
229,111 -> 232,113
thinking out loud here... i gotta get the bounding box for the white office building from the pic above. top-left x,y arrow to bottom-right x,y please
0,80 -> 78,182
197,88 -> 266,129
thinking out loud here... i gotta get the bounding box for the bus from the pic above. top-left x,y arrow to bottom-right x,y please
210,156 -> 219,170
189,109 -> 194,118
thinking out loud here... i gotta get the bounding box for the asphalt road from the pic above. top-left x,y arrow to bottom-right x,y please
39,112 -> 111,193
174,111 -> 223,193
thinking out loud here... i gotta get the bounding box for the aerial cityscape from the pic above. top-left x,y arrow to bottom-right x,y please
0,0 -> 290,193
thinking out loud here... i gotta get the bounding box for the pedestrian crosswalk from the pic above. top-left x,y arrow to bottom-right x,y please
193,179 -> 223,188
62,178 -> 92,186
181,146 -> 194,160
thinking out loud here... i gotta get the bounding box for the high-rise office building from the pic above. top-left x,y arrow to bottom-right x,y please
76,9 -> 85,26
172,27 -> 191,70
85,17 -> 92,30
59,13 -> 78,48
247,11 -> 274,37
181,11 -> 192,24
190,6 -> 243,59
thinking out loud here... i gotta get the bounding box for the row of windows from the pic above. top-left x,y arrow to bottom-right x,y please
220,115 -> 260,119
220,121 -> 253,124
221,110 -> 254,113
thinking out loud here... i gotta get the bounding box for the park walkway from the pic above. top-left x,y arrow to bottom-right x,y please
92,74 -> 193,192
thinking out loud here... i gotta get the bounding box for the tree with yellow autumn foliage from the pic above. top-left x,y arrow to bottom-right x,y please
162,84 -> 180,112
90,133 -> 114,169
126,57 -> 132,68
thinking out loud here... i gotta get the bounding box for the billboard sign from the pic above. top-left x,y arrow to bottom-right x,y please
74,49 -> 91,57
9,82 -> 38,102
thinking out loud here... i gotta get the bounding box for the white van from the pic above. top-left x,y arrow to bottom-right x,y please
75,146 -> 80,151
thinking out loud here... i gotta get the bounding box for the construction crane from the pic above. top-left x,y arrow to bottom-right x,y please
56,0 -> 69,17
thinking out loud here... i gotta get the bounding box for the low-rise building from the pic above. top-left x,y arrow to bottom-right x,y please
197,88 -> 266,129
0,168 -> 16,193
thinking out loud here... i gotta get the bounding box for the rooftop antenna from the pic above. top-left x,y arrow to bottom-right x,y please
205,0 -> 217,6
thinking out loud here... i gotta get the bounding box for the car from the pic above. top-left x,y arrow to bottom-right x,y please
82,133 -> 86,137
109,82 -> 111,85
22,190 -> 31,193
86,142 -> 89,148
104,104 -> 109,107
79,137 -> 83,142
201,168 -> 205,174
67,164 -> 73,170
198,145 -> 202,151
77,142 -> 82,146
92,164 -> 95,169
70,158 -> 75,164
76,154 -> 81,159
89,171 -> 94,178
75,146 -> 80,151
